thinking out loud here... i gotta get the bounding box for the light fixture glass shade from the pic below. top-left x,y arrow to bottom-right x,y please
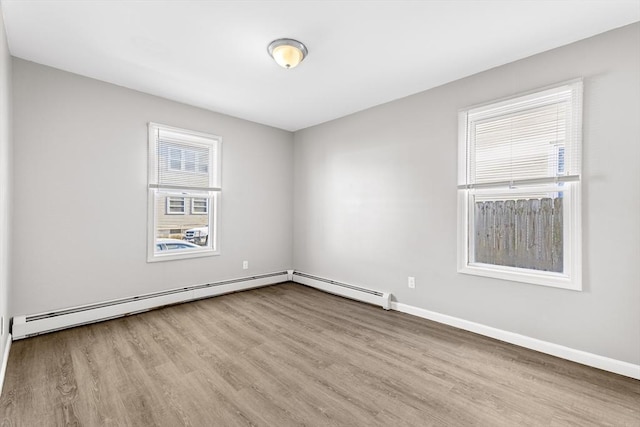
268,38 -> 308,69
272,45 -> 303,69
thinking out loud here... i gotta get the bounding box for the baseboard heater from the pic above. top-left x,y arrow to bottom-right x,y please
12,271 -> 289,339
292,271 -> 391,310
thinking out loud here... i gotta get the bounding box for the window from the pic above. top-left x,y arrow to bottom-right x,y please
168,147 -> 209,174
148,123 -> 221,262
457,81 -> 582,290
191,198 -> 208,214
166,197 -> 186,214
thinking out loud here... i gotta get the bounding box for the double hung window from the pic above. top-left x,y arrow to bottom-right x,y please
148,123 -> 221,262
458,81 -> 582,290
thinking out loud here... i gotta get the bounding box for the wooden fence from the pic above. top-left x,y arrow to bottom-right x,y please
474,197 -> 563,272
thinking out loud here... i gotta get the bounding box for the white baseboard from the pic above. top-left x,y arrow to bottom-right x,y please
391,301 -> 640,380
0,333 -> 11,396
293,271 -> 391,310
12,272 -> 288,339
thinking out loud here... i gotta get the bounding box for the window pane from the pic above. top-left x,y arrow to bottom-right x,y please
155,192 -> 212,253
472,103 -> 567,184
472,192 -> 563,273
464,83 -> 582,189
158,141 -> 213,187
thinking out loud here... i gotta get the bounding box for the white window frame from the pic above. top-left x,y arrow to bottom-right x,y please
191,197 -> 208,215
457,80 -> 582,290
148,123 -> 221,262
165,196 -> 186,215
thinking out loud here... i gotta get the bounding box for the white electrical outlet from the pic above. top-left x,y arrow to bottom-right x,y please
408,276 -> 416,289
242,261 -> 249,270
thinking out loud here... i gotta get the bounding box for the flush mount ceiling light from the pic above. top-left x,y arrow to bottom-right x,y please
267,38 -> 308,69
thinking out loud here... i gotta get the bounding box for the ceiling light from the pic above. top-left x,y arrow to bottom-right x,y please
267,38 -> 308,69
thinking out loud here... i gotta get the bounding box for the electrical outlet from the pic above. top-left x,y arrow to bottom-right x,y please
242,260 -> 249,270
408,276 -> 416,289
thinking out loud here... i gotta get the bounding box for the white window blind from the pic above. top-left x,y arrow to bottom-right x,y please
149,126 -> 221,192
460,81 -> 582,189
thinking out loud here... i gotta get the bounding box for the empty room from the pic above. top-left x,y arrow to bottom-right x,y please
0,1 -> 639,425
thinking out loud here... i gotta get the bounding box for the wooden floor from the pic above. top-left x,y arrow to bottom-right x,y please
1,283 -> 638,426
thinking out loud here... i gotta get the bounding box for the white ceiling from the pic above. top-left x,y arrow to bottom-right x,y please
2,1 -> 639,131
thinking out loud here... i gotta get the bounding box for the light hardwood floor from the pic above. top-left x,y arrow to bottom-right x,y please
1,283 -> 638,426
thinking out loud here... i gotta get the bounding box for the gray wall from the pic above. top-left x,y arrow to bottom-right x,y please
293,23 -> 640,365
0,7 -> 12,355
12,59 -> 294,315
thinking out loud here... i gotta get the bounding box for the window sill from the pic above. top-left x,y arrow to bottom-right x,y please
458,262 -> 581,291
147,248 -> 220,263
